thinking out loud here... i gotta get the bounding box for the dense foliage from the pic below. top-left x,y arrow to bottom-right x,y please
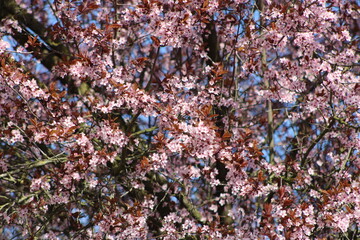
0,0 -> 359,239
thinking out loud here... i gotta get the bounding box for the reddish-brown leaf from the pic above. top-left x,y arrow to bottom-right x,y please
151,36 -> 160,46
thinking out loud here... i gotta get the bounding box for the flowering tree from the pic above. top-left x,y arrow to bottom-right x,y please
0,0 -> 359,239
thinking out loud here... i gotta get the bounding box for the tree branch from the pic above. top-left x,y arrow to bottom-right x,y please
1,0 -> 68,71
300,118 -> 335,168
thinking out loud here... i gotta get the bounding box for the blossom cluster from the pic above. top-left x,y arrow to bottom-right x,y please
0,0 -> 359,239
